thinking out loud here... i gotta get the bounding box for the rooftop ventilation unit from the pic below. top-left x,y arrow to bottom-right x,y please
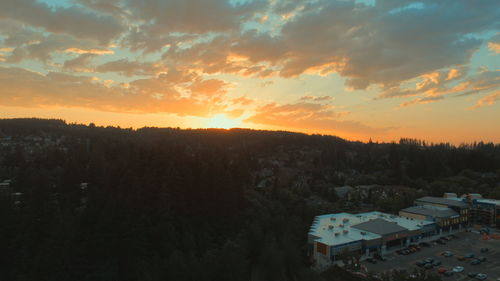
335,232 -> 340,236
328,225 -> 334,229
342,218 -> 349,222
339,224 -> 344,228
360,231 -> 366,235
330,217 -> 336,221
343,230 -> 348,234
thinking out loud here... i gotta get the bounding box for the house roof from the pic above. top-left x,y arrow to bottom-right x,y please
351,218 -> 407,236
416,196 -> 468,208
400,205 -> 458,218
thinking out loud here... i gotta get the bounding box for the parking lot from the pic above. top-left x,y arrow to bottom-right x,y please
363,231 -> 500,280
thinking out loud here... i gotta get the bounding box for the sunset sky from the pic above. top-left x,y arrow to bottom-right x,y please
0,0 -> 499,143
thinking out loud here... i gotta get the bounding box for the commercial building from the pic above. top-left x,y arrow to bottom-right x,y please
309,193 -> 500,268
446,194 -> 500,228
308,212 -> 436,267
417,194 -> 500,228
399,205 -> 465,232
414,196 -> 469,229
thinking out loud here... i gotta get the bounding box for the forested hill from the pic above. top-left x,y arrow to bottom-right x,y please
0,118 -> 499,281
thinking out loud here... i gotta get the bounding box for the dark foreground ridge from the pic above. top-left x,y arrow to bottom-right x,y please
0,118 -> 499,281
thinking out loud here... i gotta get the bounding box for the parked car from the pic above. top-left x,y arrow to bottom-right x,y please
437,267 -> 448,274
477,256 -> 486,262
424,258 -> 434,263
442,251 -> 454,257
468,272 -> 479,278
436,239 -> 446,245
366,258 -> 377,264
432,260 -> 442,267
471,259 -> 481,265
424,263 -> 434,269
416,261 -> 426,267
457,255 -> 466,261
453,266 -> 464,273
465,253 -> 475,259
475,273 -> 487,280
444,271 -> 454,277
480,248 -> 489,253
409,244 -> 421,251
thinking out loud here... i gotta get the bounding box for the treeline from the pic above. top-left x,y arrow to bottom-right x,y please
0,118 -> 498,281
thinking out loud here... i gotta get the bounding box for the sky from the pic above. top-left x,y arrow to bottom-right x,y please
0,0 -> 499,144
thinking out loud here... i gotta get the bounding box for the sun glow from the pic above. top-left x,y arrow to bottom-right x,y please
206,114 -> 241,129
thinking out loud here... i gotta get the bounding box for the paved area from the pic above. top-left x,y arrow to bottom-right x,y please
363,231 -> 500,280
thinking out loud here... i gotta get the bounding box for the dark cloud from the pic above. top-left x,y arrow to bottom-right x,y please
95,59 -> 168,76
0,0 -> 124,44
1,32 -> 112,63
63,53 -> 97,72
159,0 -> 498,93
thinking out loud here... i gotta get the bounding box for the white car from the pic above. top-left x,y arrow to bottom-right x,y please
475,273 -> 487,280
453,266 -> 464,273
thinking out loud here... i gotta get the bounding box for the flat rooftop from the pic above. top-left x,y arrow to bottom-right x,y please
476,198 -> 500,206
400,205 -> 459,218
309,211 -> 434,247
352,218 -> 407,235
416,196 -> 468,208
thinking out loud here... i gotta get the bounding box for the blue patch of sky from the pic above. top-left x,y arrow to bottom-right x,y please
469,43 -> 499,71
354,0 -> 375,7
229,0 -> 259,7
388,2 -> 425,14
36,0 -> 73,9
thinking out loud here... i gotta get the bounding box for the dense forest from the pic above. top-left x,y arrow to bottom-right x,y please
0,118 -> 499,281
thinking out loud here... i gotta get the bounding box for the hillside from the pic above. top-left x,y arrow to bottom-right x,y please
0,118 -> 499,281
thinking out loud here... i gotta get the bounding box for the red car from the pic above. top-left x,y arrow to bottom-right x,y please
437,267 -> 448,274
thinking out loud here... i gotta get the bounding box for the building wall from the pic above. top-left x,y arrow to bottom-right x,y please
316,242 -> 328,256
398,211 -> 427,221
330,241 -> 362,260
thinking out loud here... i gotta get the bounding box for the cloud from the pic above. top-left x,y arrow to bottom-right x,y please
470,91 -> 500,109
0,0 -> 498,125
0,0 -> 124,44
65,48 -> 114,55
245,100 -> 389,135
124,0 -> 266,35
76,0 -> 126,17
0,66 -> 228,117
0,29 -> 113,63
394,69 -> 500,107
95,59 -> 168,76
158,0 -> 498,92
487,34 -> 500,54
188,79 -> 231,97
400,96 -> 443,107
231,96 -> 254,106
299,95 -> 334,102
63,53 -> 97,72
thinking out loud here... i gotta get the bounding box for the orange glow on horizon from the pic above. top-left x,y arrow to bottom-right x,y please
206,114 -> 242,129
